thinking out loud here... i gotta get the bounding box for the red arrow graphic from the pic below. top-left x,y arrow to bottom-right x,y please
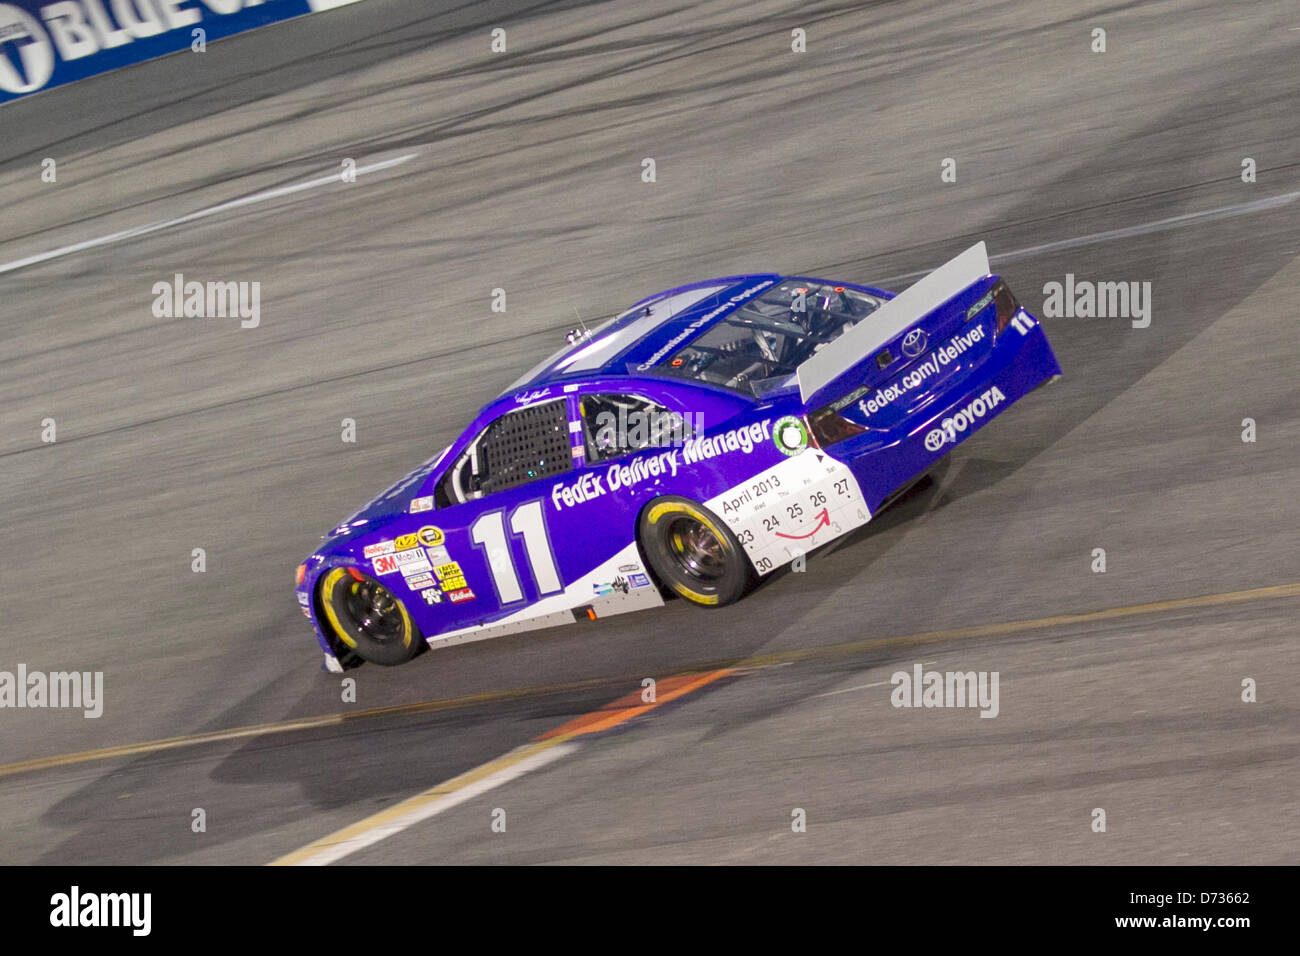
775,508 -> 830,540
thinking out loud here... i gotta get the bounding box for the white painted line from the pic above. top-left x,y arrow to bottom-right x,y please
0,154 -> 418,277
810,679 -> 892,699
287,741 -> 578,866
873,188 -> 1300,286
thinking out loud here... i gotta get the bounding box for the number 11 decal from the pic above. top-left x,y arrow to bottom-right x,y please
470,501 -> 562,604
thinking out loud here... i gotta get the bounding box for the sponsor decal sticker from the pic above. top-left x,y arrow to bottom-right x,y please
606,451 -> 680,492
550,447 -> 683,510
548,424 -> 776,513
404,573 -> 435,591
410,495 -> 434,514
857,324 -> 987,419
363,540 -> 395,559
618,563 -> 641,573
394,533 -> 420,551
629,573 -> 651,589
552,471 -> 608,509
924,386 -> 1006,451
682,420 -> 771,465
296,592 -> 310,606
435,561 -> 468,591
417,525 -> 445,547
420,588 -> 443,605
448,587 -> 476,604
394,550 -> 433,574
372,554 -> 401,576
773,416 -> 808,457
434,561 -> 463,581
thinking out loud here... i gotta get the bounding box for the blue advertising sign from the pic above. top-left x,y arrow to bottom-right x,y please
0,0 -> 361,104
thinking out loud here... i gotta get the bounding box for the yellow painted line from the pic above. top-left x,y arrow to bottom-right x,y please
0,676 -> 634,780
2,580 -> 1296,781
270,669 -> 733,865
269,736 -> 578,866
0,714 -> 348,779
718,579 -> 1300,671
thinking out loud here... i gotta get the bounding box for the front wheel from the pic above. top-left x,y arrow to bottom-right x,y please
638,496 -> 752,607
318,567 -> 425,666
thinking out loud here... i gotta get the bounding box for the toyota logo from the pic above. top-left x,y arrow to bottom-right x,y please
924,428 -> 946,452
901,328 -> 927,358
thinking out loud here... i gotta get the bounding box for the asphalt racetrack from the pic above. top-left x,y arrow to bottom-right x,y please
1,0 -> 1298,864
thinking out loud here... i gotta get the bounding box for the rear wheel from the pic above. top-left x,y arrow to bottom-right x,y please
318,567 -> 425,666
638,496 -> 751,607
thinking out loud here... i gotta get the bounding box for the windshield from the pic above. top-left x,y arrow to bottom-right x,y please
647,279 -> 884,396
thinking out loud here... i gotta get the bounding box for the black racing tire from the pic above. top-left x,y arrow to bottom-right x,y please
318,566 -> 426,666
637,496 -> 752,607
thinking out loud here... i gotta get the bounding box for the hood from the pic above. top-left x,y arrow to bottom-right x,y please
321,446 -> 451,545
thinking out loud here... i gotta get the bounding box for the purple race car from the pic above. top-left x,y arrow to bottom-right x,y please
294,243 -> 1061,670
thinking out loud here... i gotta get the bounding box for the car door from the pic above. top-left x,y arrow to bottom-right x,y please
552,389 -> 699,590
411,395 -> 576,639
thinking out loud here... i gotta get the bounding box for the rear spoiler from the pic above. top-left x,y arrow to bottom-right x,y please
796,242 -> 992,406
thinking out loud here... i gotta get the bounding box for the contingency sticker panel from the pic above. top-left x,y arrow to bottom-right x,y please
705,449 -> 871,574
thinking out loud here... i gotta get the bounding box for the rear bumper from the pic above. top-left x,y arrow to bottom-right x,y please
830,317 -> 1061,508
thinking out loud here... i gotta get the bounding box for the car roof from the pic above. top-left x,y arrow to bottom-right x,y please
503,274 -> 782,395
